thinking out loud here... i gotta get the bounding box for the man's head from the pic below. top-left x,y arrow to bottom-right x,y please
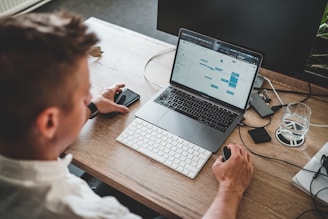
0,12 -> 99,150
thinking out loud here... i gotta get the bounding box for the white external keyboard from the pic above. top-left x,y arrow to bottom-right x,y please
116,118 -> 212,179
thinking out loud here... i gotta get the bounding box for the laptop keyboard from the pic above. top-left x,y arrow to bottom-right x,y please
154,87 -> 238,132
116,118 -> 212,179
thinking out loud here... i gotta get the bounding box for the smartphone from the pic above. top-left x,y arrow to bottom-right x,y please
103,88 -> 140,118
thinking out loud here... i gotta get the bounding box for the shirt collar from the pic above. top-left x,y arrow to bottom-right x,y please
0,153 -> 72,182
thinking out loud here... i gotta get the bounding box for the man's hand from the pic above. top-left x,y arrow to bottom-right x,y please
91,83 -> 129,115
203,143 -> 253,219
213,143 -> 253,198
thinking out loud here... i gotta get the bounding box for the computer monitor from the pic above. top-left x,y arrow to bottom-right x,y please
157,0 -> 328,88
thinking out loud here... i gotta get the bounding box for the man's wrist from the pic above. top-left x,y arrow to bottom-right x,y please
218,183 -> 244,202
87,102 -> 98,119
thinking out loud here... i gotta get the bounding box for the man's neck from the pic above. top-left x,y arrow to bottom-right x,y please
0,141 -> 58,160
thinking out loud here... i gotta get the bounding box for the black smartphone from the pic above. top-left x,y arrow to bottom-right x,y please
103,88 -> 140,118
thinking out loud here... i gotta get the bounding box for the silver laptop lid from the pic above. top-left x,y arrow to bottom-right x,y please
170,28 -> 263,112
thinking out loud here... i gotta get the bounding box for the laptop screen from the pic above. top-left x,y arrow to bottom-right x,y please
170,28 -> 262,110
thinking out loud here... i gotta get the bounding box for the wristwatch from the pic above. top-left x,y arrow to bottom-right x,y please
87,102 -> 98,119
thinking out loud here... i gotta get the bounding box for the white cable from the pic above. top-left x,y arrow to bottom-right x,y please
262,75 -> 285,105
310,123 -> 328,127
143,47 -> 176,88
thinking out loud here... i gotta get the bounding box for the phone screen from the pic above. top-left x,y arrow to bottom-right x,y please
104,88 -> 140,118
116,88 -> 140,107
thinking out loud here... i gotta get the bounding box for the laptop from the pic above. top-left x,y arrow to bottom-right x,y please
136,28 -> 262,152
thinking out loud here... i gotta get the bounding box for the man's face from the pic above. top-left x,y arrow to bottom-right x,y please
56,56 -> 92,148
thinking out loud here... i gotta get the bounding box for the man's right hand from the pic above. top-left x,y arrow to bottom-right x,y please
213,143 -> 254,198
202,143 -> 253,219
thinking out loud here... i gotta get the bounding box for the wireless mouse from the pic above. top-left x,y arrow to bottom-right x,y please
222,146 -> 231,162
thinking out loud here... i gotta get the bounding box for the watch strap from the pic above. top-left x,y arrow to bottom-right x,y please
87,102 -> 98,119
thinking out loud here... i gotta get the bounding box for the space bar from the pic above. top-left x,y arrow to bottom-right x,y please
175,108 -> 198,120
139,147 -> 165,163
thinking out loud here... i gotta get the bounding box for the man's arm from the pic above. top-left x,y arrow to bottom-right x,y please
203,144 -> 254,219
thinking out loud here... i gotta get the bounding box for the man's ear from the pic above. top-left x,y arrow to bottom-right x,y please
35,107 -> 60,139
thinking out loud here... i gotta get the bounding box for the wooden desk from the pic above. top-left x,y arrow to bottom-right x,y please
66,17 -> 328,219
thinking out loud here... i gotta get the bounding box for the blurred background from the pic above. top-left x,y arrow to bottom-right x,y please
1,0 -> 326,83
0,0 -> 178,44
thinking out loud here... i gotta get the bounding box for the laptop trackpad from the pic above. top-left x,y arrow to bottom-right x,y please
157,110 -> 204,142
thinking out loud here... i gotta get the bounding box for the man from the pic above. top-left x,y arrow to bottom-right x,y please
0,11 -> 253,219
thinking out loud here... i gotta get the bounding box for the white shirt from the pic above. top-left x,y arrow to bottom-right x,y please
0,153 -> 141,219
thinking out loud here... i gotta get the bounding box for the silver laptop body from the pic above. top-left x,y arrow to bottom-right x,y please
136,28 -> 262,152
